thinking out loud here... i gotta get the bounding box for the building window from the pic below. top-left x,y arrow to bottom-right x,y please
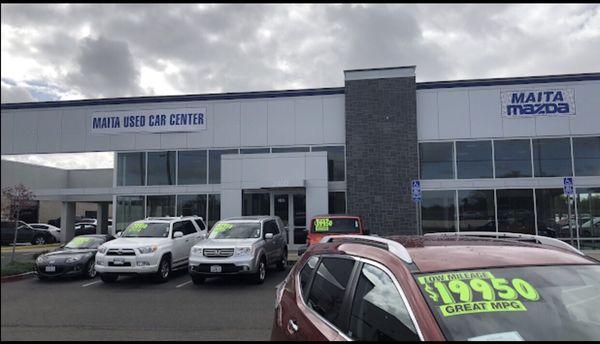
116,152 -> 145,186
419,142 -> 454,180
458,190 -> 496,232
178,150 -> 207,185
421,190 -> 456,233
576,188 -> 600,249
328,192 -> 346,214
147,151 -> 176,185
209,149 -> 239,184
242,192 -> 270,216
208,194 -> 221,229
456,141 -> 493,179
240,148 -> 270,154
494,139 -> 532,178
146,195 -> 175,217
532,138 -> 572,177
116,196 -> 145,232
311,146 -> 345,181
573,136 -> 600,177
535,189 -> 569,239
271,147 -> 310,153
177,194 -> 207,219
496,189 -> 535,235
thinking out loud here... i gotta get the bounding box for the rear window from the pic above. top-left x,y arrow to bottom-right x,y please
415,265 -> 600,341
310,218 -> 360,234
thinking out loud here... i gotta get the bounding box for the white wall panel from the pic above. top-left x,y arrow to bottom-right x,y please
322,96 -> 345,144
468,89 -> 503,138
570,81 -> 600,135
36,110 -> 62,153
1,111 -> 14,154
416,91 -> 438,140
134,133 -> 161,150
187,103 -> 214,149
268,100 -> 295,146
295,97 -> 323,145
60,109 -> 86,152
438,90 -> 470,139
13,110 -> 39,153
160,133 -> 187,149
240,101 -> 268,147
213,102 -> 241,147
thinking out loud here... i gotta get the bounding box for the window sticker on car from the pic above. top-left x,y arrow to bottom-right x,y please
70,237 -> 92,246
128,222 -> 148,232
314,218 -> 333,232
417,270 -> 540,317
213,222 -> 234,233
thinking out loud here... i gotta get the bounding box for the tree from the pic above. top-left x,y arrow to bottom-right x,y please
1,183 -> 35,263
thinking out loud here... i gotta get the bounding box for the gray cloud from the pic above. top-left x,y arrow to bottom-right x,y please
1,84 -> 35,103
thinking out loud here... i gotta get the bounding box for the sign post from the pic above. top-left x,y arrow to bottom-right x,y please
412,180 -> 422,234
563,177 -> 577,248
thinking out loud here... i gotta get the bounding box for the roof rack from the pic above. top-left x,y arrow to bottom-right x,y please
145,215 -> 202,221
424,231 -> 585,256
319,235 -> 413,264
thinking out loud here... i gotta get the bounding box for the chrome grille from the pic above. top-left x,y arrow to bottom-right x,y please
106,248 -> 136,256
203,248 -> 234,257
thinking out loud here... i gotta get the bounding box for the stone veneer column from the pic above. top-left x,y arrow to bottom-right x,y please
344,66 -> 418,235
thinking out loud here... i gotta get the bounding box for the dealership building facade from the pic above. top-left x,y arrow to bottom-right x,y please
1,66 -> 599,250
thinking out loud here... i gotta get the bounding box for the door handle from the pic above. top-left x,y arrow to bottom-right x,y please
287,319 -> 299,333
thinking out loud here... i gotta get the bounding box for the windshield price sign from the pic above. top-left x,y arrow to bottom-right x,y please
314,218 -> 333,232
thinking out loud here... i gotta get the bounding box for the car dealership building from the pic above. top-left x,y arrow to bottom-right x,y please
1,66 -> 599,250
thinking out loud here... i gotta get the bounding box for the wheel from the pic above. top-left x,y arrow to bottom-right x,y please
100,273 -> 118,283
191,275 -> 205,285
155,255 -> 171,283
32,235 -> 47,245
85,258 -> 97,279
276,249 -> 288,271
251,257 -> 267,284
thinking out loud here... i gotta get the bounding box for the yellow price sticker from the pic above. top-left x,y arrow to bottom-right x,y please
315,218 -> 333,232
128,222 -> 148,232
213,222 -> 234,233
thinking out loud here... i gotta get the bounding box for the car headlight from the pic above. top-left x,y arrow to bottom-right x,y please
36,255 -> 47,264
137,245 -> 158,254
191,247 -> 203,256
97,246 -> 108,254
66,255 -> 83,263
234,247 -> 254,256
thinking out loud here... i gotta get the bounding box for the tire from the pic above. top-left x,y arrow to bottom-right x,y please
85,258 -> 97,279
155,255 -> 171,283
191,275 -> 205,285
276,249 -> 288,271
32,235 -> 47,245
251,257 -> 267,284
100,273 -> 118,283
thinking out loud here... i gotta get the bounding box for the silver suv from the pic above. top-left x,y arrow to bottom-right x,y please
188,216 -> 288,285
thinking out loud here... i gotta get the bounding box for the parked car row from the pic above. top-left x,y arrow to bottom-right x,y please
0,218 -> 113,246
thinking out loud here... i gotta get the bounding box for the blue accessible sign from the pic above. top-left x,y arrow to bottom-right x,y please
411,180 -> 422,203
563,177 -> 574,196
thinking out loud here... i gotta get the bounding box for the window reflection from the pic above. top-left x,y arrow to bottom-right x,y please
494,139 -> 532,178
421,190 -> 456,233
533,138 -> 572,177
573,137 -> 600,177
496,189 -> 535,235
419,142 -> 454,180
456,141 -> 493,179
458,190 -> 495,231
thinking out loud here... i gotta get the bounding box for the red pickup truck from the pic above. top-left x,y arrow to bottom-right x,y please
299,214 -> 367,255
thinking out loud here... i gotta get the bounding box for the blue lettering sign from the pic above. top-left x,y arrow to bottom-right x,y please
503,89 -> 574,117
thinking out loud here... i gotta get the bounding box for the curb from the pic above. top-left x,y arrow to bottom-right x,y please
0,271 -> 35,283
1,243 -> 61,253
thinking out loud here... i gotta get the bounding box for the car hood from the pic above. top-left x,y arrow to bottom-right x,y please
44,248 -> 96,257
193,238 -> 260,248
102,237 -> 171,249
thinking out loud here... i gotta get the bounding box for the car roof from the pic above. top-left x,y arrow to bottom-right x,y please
313,214 -> 361,219
315,235 -> 596,273
225,216 -> 275,222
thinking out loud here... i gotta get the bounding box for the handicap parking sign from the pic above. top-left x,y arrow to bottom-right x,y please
411,180 -> 421,203
563,177 -> 574,196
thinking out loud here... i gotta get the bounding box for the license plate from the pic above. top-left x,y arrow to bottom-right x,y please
210,265 -> 222,273
45,266 -> 56,272
113,259 -> 125,265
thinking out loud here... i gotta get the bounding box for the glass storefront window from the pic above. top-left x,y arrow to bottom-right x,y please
146,195 -> 175,217
576,188 -> 600,249
311,146 -> 345,181
419,142 -> 454,180
177,194 -> 207,219
532,138 -> 572,177
456,141 -> 493,179
209,149 -> 239,184
535,189 -> 570,239
329,192 -> 346,214
494,139 -> 532,178
496,189 -> 535,235
573,136 -> 600,177
116,196 -> 145,232
458,190 -> 496,232
178,150 -> 207,185
208,194 -> 221,229
293,194 -> 307,244
421,190 -> 456,234
242,192 -> 270,216
272,147 -> 310,153
240,148 -> 270,154
147,151 -> 175,185
116,152 -> 145,186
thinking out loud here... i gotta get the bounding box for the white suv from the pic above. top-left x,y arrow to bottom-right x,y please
95,216 -> 207,283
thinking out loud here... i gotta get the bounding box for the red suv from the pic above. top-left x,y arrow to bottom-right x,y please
299,215 -> 367,256
272,232 -> 600,341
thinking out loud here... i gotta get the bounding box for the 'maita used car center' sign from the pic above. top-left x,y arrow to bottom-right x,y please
90,108 -> 206,134
501,88 -> 575,117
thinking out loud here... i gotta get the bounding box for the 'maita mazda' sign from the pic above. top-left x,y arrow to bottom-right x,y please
90,108 -> 207,134
501,88 -> 575,117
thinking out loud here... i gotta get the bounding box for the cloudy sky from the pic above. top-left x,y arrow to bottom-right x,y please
1,4 -> 599,169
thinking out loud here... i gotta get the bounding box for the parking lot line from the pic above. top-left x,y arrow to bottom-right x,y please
82,280 -> 102,287
175,280 -> 192,288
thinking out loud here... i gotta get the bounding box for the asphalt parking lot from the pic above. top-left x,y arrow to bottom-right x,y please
1,266 -> 290,341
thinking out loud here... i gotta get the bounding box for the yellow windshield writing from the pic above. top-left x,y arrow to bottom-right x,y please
213,222 -> 234,233
128,222 -> 148,232
70,237 -> 92,246
314,218 -> 333,232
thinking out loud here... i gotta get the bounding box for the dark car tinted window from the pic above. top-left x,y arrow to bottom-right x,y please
180,220 -> 197,235
348,264 -> 418,341
300,256 -> 319,298
193,219 -> 206,231
264,220 -> 279,235
307,257 -> 355,329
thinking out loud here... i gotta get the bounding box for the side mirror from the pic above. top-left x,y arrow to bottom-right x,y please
115,231 -> 122,237
265,233 -> 274,240
173,231 -> 184,239
200,232 -> 208,239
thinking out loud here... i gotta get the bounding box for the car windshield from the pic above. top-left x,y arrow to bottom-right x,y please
415,265 -> 600,341
65,236 -> 105,249
310,218 -> 360,233
208,222 -> 261,239
121,222 -> 170,238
